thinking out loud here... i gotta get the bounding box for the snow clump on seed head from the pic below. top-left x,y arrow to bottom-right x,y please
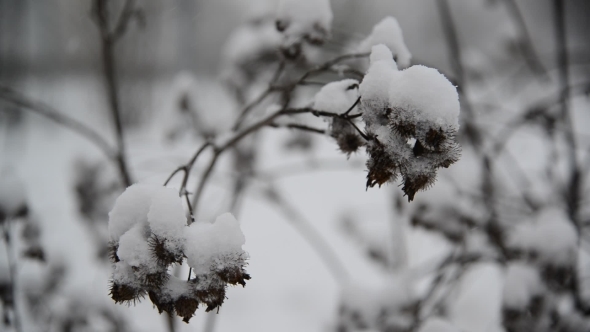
108,183 -> 250,323
359,44 -> 461,201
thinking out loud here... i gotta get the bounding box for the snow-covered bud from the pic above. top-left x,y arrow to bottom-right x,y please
184,213 -> 250,289
313,79 -> 364,155
108,184 -> 250,322
360,45 -> 461,201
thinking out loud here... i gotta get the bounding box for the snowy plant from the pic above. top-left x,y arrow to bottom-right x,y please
4,1 -> 589,332
108,184 -> 249,322
360,44 -> 461,201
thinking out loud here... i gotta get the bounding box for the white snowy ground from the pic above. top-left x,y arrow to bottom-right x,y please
0,73 -> 513,332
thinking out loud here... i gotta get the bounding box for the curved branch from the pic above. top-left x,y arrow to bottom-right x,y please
0,85 -> 116,160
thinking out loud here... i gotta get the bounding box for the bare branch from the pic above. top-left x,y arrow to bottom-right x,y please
110,0 -> 138,42
501,0 -> 548,76
0,85 -> 116,160
268,123 -> 326,135
92,0 -> 133,186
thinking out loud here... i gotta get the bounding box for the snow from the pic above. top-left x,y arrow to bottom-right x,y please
161,276 -> 191,300
116,221 -> 152,268
389,65 -> 460,129
184,212 -> 246,275
360,44 -> 459,131
313,79 -> 359,114
0,170 -> 27,217
112,261 -> 138,286
108,183 -> 157,242
502,262 -> 544,309
222,21 -> 281,67
418,317 -> 460,332
276,0 -> 333,38
358,17 -> 412,68
147,186 -> 187,247
360,45 -> 398,106
508,208 -> 577,266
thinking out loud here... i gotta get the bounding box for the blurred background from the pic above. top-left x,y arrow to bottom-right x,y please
1,0 -> 590,332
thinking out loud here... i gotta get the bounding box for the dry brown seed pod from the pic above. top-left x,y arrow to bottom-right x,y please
148,290 -> 175,315
109,281 -> 145,305
148,236 -> 183,266
175,295 -> 200,323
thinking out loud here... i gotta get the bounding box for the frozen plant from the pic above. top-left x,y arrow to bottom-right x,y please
108,184 -> 249,322
360,45 -> 461,201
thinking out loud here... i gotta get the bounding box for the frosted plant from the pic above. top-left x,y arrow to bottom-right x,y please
108,184 -> 249,322
359,44 -> 461,201
313,79 -> 363,155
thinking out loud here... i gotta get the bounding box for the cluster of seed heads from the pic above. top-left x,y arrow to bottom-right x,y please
361,102 -> 461,201
108,228 -> 249,323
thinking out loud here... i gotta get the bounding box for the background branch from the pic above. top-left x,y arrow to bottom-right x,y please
0,85 -> 116,160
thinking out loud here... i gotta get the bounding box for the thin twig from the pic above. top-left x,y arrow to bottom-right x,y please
110,0 -> 137,42
92,0 -> 133,187
232,61 -> 285,131
501,0 -> 547,76
268,123 -> 326,135
343,96 -> 361,116
436,0 -> 480,146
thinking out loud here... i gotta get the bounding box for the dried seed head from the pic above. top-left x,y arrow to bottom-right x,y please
143,271 -> 169,289
148,236 -> 183,266
192,274 -> 227,312
366,139 -> 398,188
108,242 -> 120,263
212,254 -> 251,287
148,290 -> 175,315
175,295 -> 200,323
330,118 -> 364,156
401,168 -> 437,202
109,281 -> 145,305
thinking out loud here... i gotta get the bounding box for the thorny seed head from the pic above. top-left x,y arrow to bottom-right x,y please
330,117 -> 364,156
148,236 -> 183,266
175,295 -> 200,323
109,282 -> 145,305
365,138 -> 398,188
148,290 -> 175,315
